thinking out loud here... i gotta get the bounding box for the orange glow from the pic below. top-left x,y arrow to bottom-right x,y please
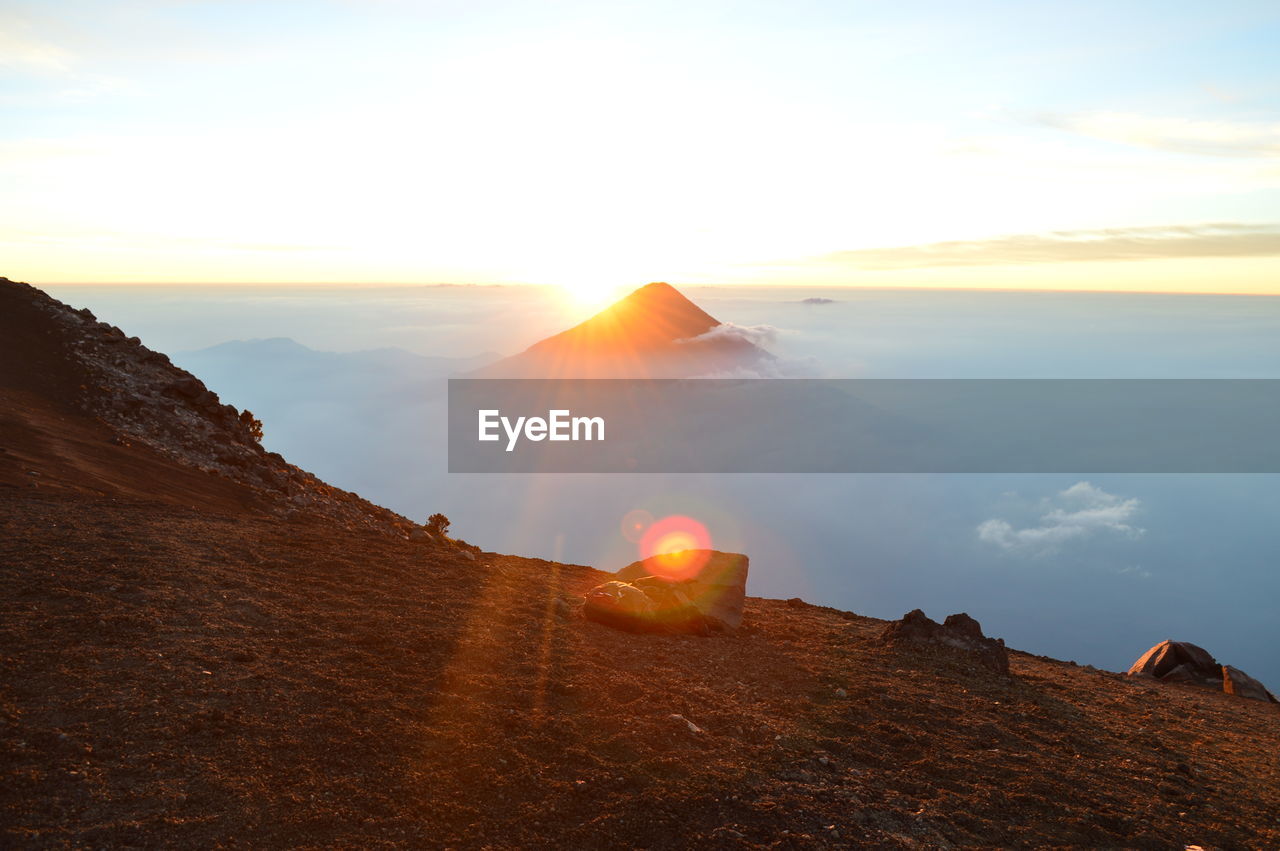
490,282 -> 725,379
639,514 -> 712,580
555,279 -> 627,312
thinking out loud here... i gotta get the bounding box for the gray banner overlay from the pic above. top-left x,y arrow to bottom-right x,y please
448,379 -> 1280,473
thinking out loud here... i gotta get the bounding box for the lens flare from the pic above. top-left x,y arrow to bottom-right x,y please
620,509 -> 654,544
639,514 -> 712,580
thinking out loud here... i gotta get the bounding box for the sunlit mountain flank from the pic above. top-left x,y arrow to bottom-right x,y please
477,282 -> 772,378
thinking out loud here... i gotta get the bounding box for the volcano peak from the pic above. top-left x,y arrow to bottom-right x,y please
475,282 -> 768,378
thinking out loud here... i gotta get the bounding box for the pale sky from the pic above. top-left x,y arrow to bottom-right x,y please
3,0 -> 1279,292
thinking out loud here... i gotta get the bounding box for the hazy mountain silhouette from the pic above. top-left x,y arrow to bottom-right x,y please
474,282 -> 773,377
186,338 -> 498,376
176,338 -> 496,406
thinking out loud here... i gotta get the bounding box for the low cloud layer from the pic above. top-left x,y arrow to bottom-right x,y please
819,223 -> 1280,270
686,322 -> 780,348
692,356 -> 822,379
683,323 -> 825,377
978,481 -> 1144,555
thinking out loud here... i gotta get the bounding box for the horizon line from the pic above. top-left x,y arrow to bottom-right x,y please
28,280 -> 1280,297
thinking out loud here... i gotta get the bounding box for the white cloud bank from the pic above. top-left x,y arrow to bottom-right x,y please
686,322 -> 780,348
978,481 -> 1144,555
682,323 -> 827,377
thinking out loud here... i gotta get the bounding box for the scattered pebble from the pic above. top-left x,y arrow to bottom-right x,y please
669,714 -> 704,734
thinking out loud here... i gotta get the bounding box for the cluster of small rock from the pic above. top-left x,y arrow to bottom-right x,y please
1127,640 -> 1277,703
878,609 -> 1010,675
4,277 -> 440,541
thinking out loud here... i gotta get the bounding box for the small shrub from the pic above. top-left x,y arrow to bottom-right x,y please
239,410 -> 264,442
426,513 -> 450,536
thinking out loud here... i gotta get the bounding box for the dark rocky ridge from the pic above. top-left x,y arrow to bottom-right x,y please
0,276 -> 434,540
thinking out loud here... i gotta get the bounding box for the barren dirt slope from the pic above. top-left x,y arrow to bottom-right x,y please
3,493 -> 1278,849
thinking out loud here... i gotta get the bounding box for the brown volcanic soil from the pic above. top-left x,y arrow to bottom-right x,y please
0,387 -> 263,513
3,492 -> 1279,849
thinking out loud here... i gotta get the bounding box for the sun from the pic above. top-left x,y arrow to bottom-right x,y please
525,255 -> 649,313
557,279 -> 620,310
638,514 -> 713,580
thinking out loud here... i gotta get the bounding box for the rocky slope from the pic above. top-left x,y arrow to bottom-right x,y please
0,277 -> 436,540
2,278 -> 1278,847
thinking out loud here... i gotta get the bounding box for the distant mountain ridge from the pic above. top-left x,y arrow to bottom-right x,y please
183,338 -> 499,375
475,282 -> 772,378
176,339 -> 497,406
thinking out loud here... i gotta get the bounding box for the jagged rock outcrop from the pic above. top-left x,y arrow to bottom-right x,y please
879,609 -> 1010,675
0,276 -> 438,540
583,550 -> 749,634
1127,640 -> 1278,703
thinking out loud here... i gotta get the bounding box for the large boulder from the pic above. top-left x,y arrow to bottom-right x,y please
1161,662 -> 1217,686
1222,665 -> 1279,703
1127,640 -> 1219,685
583,550 -> 748,634
618,550 -> 748,632
879,609 -> 1009,675
1126,640 -> 1278,704
582,581 -> 661,632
